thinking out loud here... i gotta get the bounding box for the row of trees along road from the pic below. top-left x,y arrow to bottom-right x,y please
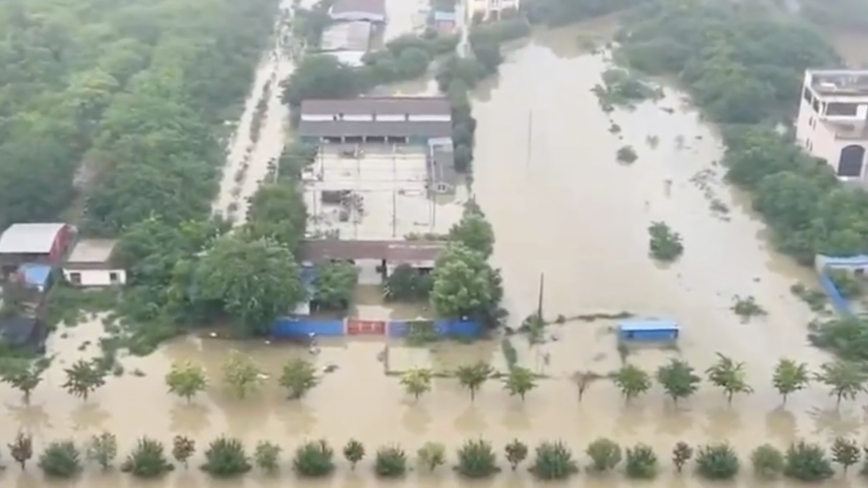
5,432 -> 866,482
614,1 -> 868,353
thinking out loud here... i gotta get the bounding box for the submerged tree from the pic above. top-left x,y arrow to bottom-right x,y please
172,436 -> 195,468
278,357 -> 318,399
222,351 -> 263,399
455,439 -> 498,478
121,437 -> 174,478
62,359 -> 107,401
39,441 -> 82,478
831,437 -> 860,473
815,360 -> 866,406
672,442 -> 693,473
0,357 -> 52,404
343,440 -> 364,470
695,443 -> 740,480
656,359 -> 701,404
8,432 -> 33,470
86,432 -> 118,470
417,442 -> 446,472
400,368 -> 432,401
254,441 -> 282,473
751,444 -> 784,478
613,364 -> 651,403
772,358 -> 810,405
505,439 -> 528,471
165,360 -> 208,402
294,440 -> 335,477
502,366 -> 537,401
586,438 -> 622,472
705,353 -> 752,404
456,362 -> 493,401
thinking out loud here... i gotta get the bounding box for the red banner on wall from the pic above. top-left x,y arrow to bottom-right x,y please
346,319 -> 386,336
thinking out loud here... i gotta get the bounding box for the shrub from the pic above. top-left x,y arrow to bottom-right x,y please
201,437 -> 251,477
172,436 -> 195,467
254,441 -> 282,473
504,439 -> 528,470
672,441 -> 693,472
586,438 -> 621,472
455,438 -> 499,478
418,442 -> 446,471
695,443 -> 739,480
529,441 -> 578,480
751,444 -> 784,478
39,441 -> 82,478
343,439 -> 364,469
294,440 -> 335,477
375,445 -> 407,478
625,444 -> 658,479
784,441 -> 833,482
121,437 -> 174,478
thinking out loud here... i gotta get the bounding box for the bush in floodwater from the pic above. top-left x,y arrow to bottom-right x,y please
121,437 -> 174,478
784,441 -> 833,482
648,221 -> 683,262
455,438 -> 499,478
695,443 -> 739,480
616,145 -> 638,163
751,444 -> 784,478
294,440 -> 335,477
201,436 -> 251,477
586,438 -> 622,472
625,443 -> 658,479
39,440 -> 82,478
529,441 -> 579,480
375,445 -> 408,478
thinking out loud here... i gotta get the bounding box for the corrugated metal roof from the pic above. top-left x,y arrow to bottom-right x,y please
299,240 -> 445,262
618,320 -> 679,332
301,97 -> 451,116
0,223 -> 65,254
298,120 -> 452,138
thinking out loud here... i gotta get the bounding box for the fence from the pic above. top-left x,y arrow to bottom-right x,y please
814,254 -> 868,317
818,271 -> 852,316
271,317 -> 481,339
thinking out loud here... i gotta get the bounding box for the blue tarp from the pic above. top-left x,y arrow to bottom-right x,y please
272,317 -> 344,338
17,263 -> 51,290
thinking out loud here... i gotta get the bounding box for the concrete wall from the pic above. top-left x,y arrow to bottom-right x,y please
62,268 -> 127,287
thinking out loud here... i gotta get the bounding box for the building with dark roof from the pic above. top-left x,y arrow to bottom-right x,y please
330,0 -> 386,22
0,223 -> 74,275
298,96 -> 453,144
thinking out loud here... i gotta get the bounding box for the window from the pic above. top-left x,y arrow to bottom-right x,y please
826,102 -> 859,116
809,117 -> 814,128
812,99 -> 820,112
109,272 -> 119,284
803,87 -> 813,103
69,272 -> 81,285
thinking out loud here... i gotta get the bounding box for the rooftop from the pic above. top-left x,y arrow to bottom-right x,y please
429,146 -> 458,187
66,239 -> 118,264
301,96 -> 452,116
321,21 -> 372,52
0,223 -> 66,254
298,120 -> 452,138
331,0 -> 386,16
298,239 -> 446,262
808,69 -> 868,97
618,319 -> 679,332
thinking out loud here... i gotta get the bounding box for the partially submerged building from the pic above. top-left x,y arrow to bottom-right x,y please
796,69 -> 868,180
298,96 -> 453,145
298,239 -> 445,275
0,223 -> 74,276
466,0 -> 520,22
62,239 -> 126,287
428,145 -> 457,194
320,20 -> 373,66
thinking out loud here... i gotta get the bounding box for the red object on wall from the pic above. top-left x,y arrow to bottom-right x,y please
347,319 -> 386,336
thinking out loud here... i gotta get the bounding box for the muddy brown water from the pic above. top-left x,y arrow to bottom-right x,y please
8,19 -> 868,488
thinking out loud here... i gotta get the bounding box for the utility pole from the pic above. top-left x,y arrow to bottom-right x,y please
537,272 -> 545,320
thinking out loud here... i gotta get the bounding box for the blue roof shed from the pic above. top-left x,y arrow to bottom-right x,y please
17,263 -> 52,291
618,319 -> 679,342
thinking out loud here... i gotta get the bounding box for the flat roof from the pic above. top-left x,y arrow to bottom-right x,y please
429,147 -> 457,186
298,120 -> 452,138
301,97 -> 452,116
0,223 -> 66,254
618,319 -> 679,332
331,0 -> 386,15
321,21 -> 372,52
299,240 -> 445,262
66,239 -> 118,264
808,69 -> 868,97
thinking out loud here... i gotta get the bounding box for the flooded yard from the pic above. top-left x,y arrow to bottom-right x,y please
8,11 -> 868,488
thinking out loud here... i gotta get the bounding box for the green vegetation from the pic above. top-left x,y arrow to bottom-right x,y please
613,363 -> 651,402
625,443 -> 658,479
311,261 -> 358,312
384,264 -> 433,302
0,356 -> 52,403
278,357 -> 319,399
62,359 -> 107,400
400,368 -> 433,401
39,441 -> 82,478
695,443 -> 740,480
417,442 -> 446,471
672,442 -> 693,473
120,437 -> 174,478
648,222 -> 683,261
705,353 -> 753,404
730,295 -> 767,320
294,440 -> 335,477
828,269 -> 862,298
455,362 -> 494,401
525,0 -> 653,26
784,441 -> 833,482
254,441 -> 282,473
165,360 -> 208,403
586,438 -> 622,472
449,202 -> 495,259
616,145 -> 638,163
656,359 -> 701,404
814,360 -> 867,406
172,436 -> 196,468
87,432 -> 118,470
455,439 -> 499,478
201,437 -> 251,478
593,68 -> 662,112
529,441 -> 579,480
831,437 -> 860,473
505,440 -> 529,471
431,245 -> 503,325
343,440 -> 364,470
771,358 -> 810,404
751,444 -> 784,478
374,445 -> 408,478
222,351 -> 264,399
502,366 -> 537,401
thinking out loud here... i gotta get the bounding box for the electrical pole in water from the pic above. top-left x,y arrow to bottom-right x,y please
537,272 -> 545,320
526,110 -> 533,168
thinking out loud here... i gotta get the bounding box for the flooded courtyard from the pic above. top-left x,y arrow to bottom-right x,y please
8,11 -> 868,488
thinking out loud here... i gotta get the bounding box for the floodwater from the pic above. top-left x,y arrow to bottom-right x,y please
7,16 -> 868,488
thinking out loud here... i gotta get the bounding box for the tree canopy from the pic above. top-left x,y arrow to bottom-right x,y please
430,244 -> 502,320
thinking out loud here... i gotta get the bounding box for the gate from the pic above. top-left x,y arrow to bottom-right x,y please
346,319 -> 386,336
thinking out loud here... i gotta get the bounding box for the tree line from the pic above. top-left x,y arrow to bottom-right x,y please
4,431 -> 866,482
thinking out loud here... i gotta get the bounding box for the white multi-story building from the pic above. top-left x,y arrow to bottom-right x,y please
466,0 -> 520,23
796,69 -> 868,180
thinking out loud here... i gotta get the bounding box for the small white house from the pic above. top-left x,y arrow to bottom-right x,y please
62,239 -> 126,287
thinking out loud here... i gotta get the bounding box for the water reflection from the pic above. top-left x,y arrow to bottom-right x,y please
502,404 -> 532,431
809,406 -> 861,439
7,403 -> 52,437
401,403 -> 432,435
70,402 -> 111,432
278,400 -> 317,436
766,407 -> 797,445
454,406 -> 487,434
169,402 -> 211,436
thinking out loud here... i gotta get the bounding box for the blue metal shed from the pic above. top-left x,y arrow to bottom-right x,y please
617,319 -> 679,342
17,263 -> 52,291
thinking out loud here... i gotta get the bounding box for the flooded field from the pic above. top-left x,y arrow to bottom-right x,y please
9,11 -> 868,488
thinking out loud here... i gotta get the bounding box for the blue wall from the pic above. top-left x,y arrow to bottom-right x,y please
618,328 -> 678,342
388,319 -> 481,338
819,271 -> 853,316
271,317 -> 345,338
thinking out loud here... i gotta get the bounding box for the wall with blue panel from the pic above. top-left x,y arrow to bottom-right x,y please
819,271 -> 853,316
271,317 -> 345,338
389,321 -> 409,338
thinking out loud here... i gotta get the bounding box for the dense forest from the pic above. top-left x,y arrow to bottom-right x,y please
0,0 -> 279,233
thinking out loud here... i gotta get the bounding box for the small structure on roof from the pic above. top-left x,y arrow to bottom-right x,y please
63,239 -> 126,287
0,223 -> 74,275
330,0 -> 386,22
617,319 -> 679,342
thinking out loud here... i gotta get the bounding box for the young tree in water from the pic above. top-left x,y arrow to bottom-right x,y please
400,368 -> 432,401
831,437 -> 860,473
417,442 -> 446,472
772,358 -> 810,405
656,359 -> 701,404
505,439 -> 528,471
165,360 -> 208,403
502,366 -> 537,402
222,351 -> 263,399
86,432 -> 117,470
705,353 -> 752,404
172,436 -> 195,468
62,359 -> 107,401
343,439 -> 364,470
278,357 -> 318,399
672,442 -> 693,473
613,364 -> 651,403
0,357 -> 52,404
815,360 -> 866,406
456,362 -> 494,402
8,432 -> 33,470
